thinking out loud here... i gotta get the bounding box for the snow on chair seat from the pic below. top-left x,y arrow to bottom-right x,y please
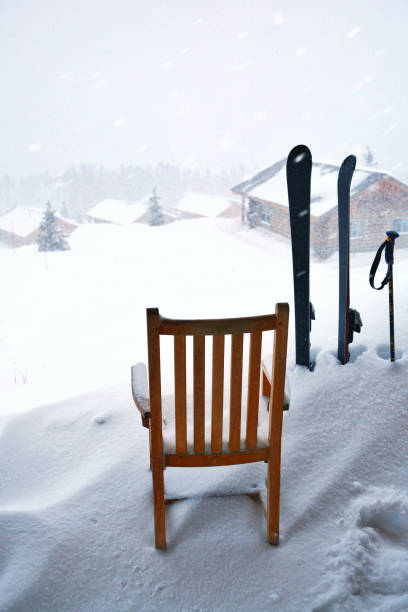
159,390 -> 272,455
131,304 -> 289,549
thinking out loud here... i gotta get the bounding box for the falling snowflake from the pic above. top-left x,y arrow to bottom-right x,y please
113,118 -> 126,127
384,123 -> 398,136
235,60 -> 252,71
27,142 -> 42,153
161,60 -> 174,71
237,31 -> 248,40
273,13 -> 284,25
296,46 -> 308,57
348,26 -> 360,38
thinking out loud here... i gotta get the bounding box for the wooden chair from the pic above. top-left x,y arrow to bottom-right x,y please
131,303 -> 289,549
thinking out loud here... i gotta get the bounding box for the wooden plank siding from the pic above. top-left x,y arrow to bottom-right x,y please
234,175 -> 408,259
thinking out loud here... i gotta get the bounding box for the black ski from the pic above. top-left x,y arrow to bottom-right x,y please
337,155 -> 362,364
287,144 -> 314,369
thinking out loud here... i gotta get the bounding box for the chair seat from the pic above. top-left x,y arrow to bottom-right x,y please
161,392 -> 271,454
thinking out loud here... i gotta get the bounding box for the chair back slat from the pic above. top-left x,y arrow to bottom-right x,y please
193,335 -> 205,453
229,333 -> 244,451
211,334 -> 225,452
246,331 -> 262,448
174,335 -> 187,453
159,313 -> 277,336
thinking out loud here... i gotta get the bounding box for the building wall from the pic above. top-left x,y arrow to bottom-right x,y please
217,201 -> 242,218
238,176 -> 408,259
0,228 -> 28,247
248,197 -> 291,237
57,218 -> 77,235
314,177 -> 408,258
0,218 -> 77,248
350,177 -> 408,251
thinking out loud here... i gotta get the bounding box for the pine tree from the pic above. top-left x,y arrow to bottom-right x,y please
148,187 -> 164,226
60,201 -> 70,219
37,202 -> 70,251
364,145 -> 377,167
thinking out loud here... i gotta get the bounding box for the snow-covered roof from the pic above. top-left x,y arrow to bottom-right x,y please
0,206 -> 77,237
175,193 -> 233,217
86,198 -> 149,224
232,159 -> 396,218
0,206 -> 45,237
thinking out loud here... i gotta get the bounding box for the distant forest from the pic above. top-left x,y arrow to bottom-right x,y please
0,163 -> 248,220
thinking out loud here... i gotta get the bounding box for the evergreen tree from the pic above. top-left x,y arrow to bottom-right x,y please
148,187 -> 164,226
37,202 -> 70,251
363,145 -> 377,167
60,201 -> 70,219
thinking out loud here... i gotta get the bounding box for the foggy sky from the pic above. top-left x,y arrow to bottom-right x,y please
1,0 -> 407,179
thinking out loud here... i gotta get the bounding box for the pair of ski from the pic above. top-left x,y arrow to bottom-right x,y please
287,144 -> 362,369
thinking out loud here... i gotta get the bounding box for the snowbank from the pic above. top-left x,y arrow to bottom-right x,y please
1,217 -> 407,610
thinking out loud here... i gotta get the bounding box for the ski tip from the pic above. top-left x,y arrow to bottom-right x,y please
340,154 -> 356,172
287,144 -> 312,167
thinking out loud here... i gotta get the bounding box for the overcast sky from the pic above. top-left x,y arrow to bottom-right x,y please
1,0 -> 407,179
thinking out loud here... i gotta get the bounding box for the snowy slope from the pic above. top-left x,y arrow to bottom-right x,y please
1,217 -> 407,611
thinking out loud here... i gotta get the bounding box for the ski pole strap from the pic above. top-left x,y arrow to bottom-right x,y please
369,231 -> 399,290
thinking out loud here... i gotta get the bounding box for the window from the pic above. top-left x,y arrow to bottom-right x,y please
350,221 -> 362,238
393,218 -> 408,234
261,204 -> 271,223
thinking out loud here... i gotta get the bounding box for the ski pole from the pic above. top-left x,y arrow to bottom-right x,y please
369,230 -> 399,361
388,259 -> 395,361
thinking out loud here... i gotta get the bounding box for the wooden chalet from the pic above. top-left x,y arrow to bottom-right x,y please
232,159 -> 408,258
0,206 -> 77,249
86,198 -> 177,226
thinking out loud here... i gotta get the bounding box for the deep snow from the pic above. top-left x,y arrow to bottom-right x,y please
1,217 -> 407,611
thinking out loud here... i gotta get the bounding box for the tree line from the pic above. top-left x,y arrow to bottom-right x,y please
0,162 -> 247,220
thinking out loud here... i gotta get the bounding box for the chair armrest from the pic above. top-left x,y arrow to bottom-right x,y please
261,358 -> 290,410
131,363 -> 150,428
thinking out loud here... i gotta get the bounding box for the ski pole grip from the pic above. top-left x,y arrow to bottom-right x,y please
385,230 -> 399,265
369,230 -> 399,290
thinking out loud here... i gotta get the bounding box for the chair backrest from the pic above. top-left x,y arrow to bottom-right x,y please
146,304 -> 289,463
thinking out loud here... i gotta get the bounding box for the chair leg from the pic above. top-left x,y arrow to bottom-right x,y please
151,460 -> 166,549
266,451 -> 281,545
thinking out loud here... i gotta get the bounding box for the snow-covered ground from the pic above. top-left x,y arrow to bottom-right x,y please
1,217 -> 408,611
